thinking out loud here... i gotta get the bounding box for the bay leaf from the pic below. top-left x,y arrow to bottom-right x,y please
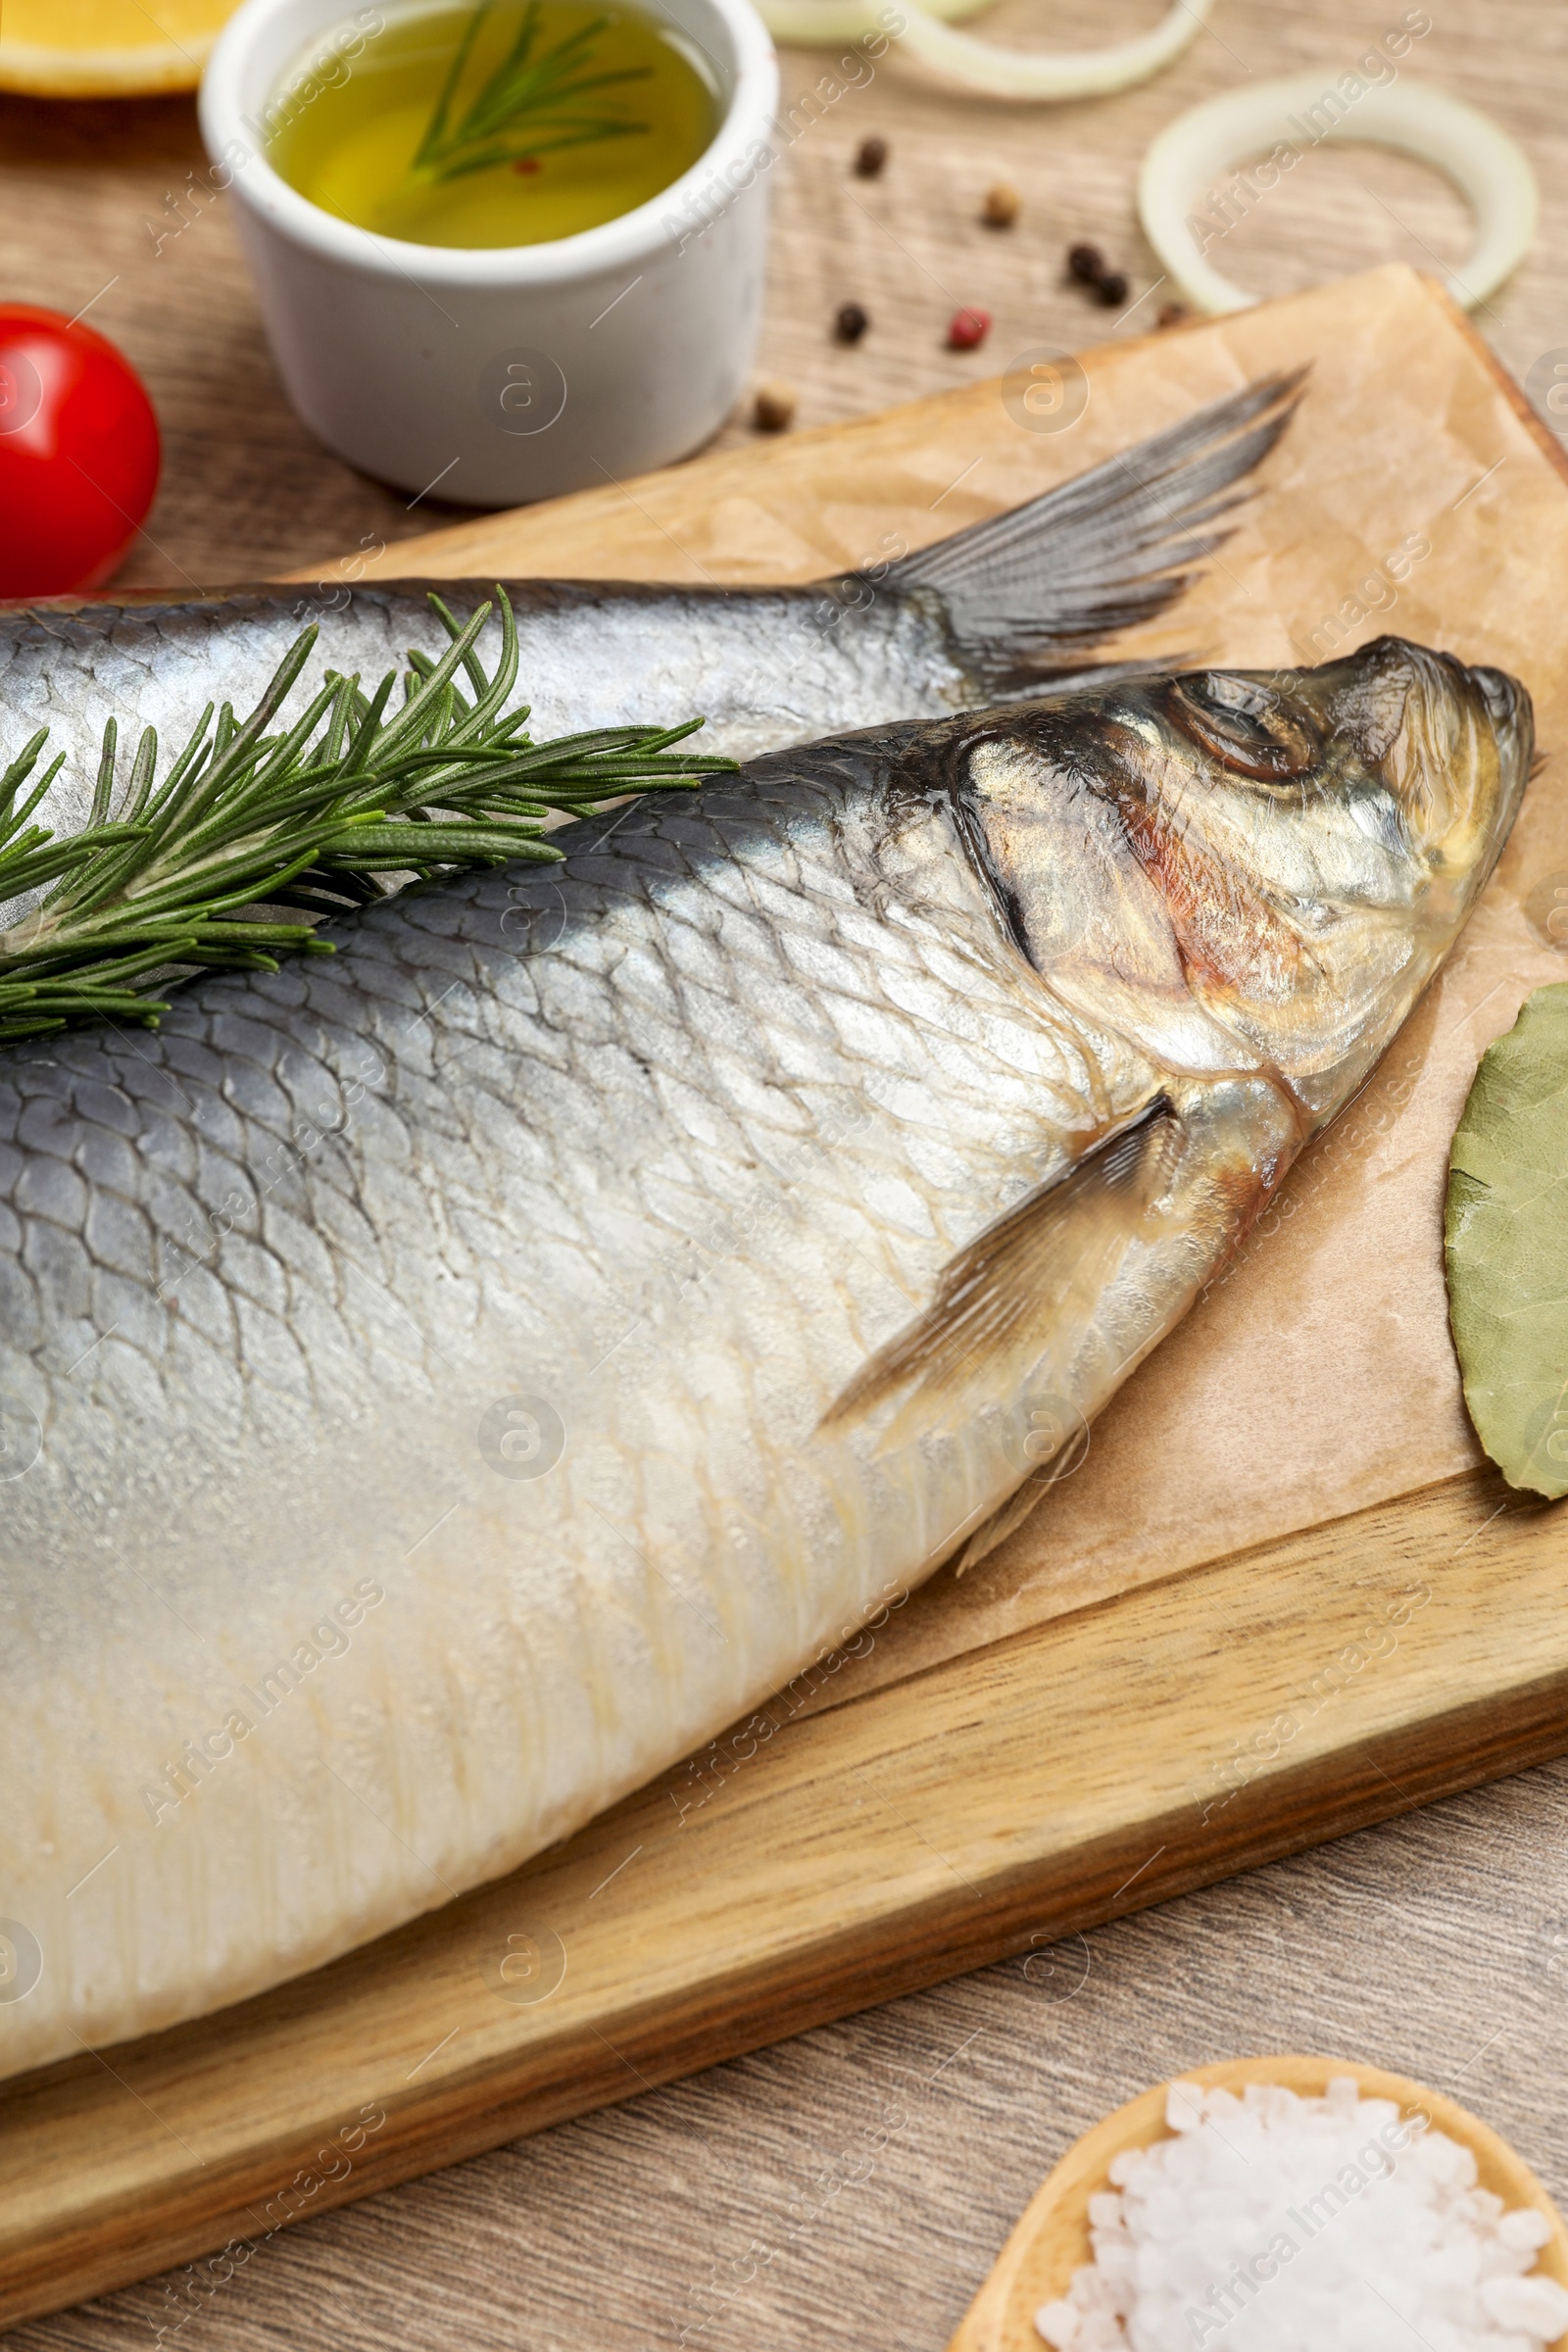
1446,981 -> 1568,1497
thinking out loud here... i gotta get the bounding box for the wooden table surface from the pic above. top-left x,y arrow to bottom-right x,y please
6,0 -> 1568,2344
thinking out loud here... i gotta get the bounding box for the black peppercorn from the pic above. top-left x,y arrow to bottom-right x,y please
854,134 -> 888,178
1067,241 -> 1104,285
1096,270 -> 1129,307
753,381 -> 797,432
835,301 -> 869,344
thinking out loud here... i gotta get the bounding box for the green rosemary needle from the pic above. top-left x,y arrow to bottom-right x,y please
412,0 -> 651,183
0,586 -> 732,1044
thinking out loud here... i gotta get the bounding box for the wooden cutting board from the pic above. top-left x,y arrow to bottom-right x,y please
3,262 -> 1567,2329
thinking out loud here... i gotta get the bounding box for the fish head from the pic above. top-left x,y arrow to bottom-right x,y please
951,635 -> 1533,1120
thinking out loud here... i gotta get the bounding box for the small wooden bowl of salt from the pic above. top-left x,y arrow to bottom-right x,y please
949,2054 -> 1568,2352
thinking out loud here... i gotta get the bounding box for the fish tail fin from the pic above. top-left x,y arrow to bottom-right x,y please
880,368 -> 1307,694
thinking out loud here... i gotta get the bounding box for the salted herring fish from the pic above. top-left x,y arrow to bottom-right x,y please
0,626 -> 1531,2082
0,375 -> 1302,842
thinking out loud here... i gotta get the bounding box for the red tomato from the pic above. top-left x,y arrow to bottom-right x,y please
0,305 -> 161,601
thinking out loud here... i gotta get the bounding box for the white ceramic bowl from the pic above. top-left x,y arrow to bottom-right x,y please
200,0 -> 778,504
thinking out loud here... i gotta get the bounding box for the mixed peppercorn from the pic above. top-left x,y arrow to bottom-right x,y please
749,137 -> 1182,433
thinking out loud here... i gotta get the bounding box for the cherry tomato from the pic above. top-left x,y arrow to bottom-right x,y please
0,305 -> 161,600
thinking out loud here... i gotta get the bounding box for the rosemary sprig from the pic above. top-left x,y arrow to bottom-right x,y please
0,587 -> 731,1043
412,0 -> 651,184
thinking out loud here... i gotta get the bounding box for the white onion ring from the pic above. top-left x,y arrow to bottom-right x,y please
756,0 -> 988,40
1137,74 -> 1538,314
756,0 -> 1212,101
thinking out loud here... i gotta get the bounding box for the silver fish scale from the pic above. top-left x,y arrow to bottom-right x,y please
0,744 -> 1148,2074
0,587 -> 969,846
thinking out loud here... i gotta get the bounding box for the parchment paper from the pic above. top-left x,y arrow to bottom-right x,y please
817,268 -> 1568,1707
347,264 -> 1568,1711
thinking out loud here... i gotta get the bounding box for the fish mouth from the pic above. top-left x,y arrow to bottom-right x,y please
1462,659 -> 1536,863
1302,634 -> 1534,894
1470,661 -> 1527,732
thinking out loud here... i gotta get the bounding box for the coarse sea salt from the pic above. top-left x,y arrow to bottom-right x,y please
1034,2077 -> 1568,2352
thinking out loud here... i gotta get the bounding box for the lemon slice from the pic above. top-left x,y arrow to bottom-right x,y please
0,0 -> 240,96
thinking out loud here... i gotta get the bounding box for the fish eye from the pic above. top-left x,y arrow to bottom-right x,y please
1166,672 -> 1319,784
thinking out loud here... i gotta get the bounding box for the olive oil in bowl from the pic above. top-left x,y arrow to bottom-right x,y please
267,0 -> 719,249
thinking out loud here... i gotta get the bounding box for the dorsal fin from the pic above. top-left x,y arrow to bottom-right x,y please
871,371 -> 1307,694
821,1096 -> 1182,1452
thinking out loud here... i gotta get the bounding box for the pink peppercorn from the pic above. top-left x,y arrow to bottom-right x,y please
947,307 -> 991,351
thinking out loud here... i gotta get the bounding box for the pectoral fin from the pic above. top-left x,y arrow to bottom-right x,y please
821,1095 -> 1182,1452
952,1477 -> 1051,1578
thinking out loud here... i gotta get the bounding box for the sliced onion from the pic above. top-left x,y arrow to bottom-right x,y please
891,0 -> 1212,99
1138,74 -> 1538,314
755,0 -> 988,42
756,0 -> 1213,100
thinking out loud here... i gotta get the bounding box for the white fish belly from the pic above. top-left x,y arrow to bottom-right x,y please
0,755 -> 1154,2080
